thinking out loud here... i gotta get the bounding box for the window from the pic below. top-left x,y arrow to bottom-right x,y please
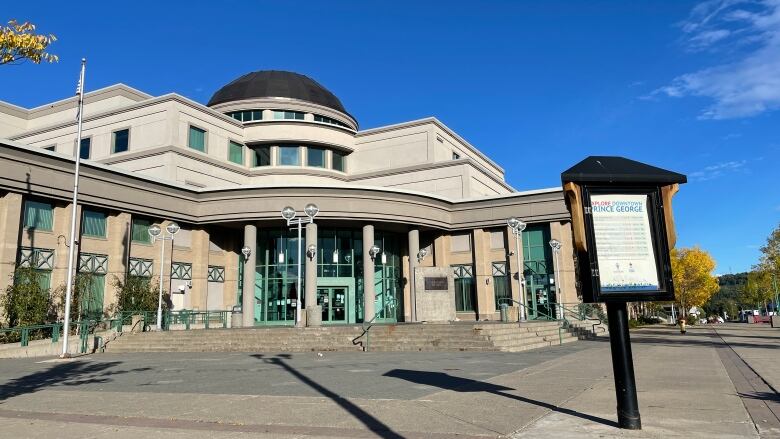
23,200 -> 53,231
452,264 -> 476,311
79,138 -> 91,159
19,247 -> 55,291
228,141 -> 244,165
313,114 -> 349,128
273,110 -> 305,120
82,209 -> 107,238
492,262 -> 510,310
131,219 -> 152,243
188,126 -> 206,152
278,145 -> 300,165
307,147 -> 325,168
128,258 -> 153,277
171,262 -> 193,280
452,152 -> 461,160
112,129 -> 129,154
208,266 -> 225,282
227,110 -> 263,122
332,150 -> 346,172
252,146 -> 271,167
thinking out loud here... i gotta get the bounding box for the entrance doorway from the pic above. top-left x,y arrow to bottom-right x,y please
317,287 -> 347,323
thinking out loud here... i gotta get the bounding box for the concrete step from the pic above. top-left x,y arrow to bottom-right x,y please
103,321 -> 580,354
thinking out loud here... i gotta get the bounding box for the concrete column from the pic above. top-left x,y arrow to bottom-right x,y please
105,212 -> 131,312
550,221 -> 577,305
362,224 -> 375,323
0,193 -> 23,322
472,228 -> 494,320
408,229 -> 420,322
305,222 -> 320,326
190,228 -> 209,310
242,224 -> 256,327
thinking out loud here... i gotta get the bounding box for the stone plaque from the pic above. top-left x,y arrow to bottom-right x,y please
424,277 -> 448,291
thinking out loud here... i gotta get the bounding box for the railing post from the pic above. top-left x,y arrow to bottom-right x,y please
21,328 -> 29,347
222,311 -> 227,328
185,311 -> 191,330
52,324 -> 60,343
205,311 -> 210,329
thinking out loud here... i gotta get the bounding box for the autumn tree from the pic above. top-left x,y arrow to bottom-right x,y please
671,247 -> 719,316
740,270 -> 774,313
0,20 -> 58,65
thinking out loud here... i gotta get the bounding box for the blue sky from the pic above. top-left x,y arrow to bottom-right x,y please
2,1 -> 779,273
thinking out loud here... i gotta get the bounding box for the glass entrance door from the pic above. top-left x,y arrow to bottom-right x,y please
317,287 -> 346,323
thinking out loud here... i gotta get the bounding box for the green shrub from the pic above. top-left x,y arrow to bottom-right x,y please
1,266 -> 57,327
110,275 -> 169,314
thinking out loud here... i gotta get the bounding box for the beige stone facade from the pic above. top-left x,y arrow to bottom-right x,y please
0,70 -> 579,326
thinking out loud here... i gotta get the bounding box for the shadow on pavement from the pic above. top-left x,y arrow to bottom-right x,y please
383,369 -> 618,428
251,354 -> 405,439
0,360 -> 151,403
739,391 -> 780,403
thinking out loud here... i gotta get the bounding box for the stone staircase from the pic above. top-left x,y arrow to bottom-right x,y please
102,321 -> 582,354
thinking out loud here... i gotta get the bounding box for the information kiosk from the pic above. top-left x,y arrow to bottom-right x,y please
561,156 -> 686,429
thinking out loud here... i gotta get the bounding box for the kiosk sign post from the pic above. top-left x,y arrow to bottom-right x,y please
561,156 -> 686,430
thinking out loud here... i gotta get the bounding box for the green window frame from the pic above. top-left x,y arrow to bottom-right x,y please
23,200 -> 54,231
79,137 -> 91,159
81,209 -> 107,238
112,129 -> 130,154
278,145 -> 300,166
131,219 -> 152,243
307,147 -> 325,168
188,126 -> 206,152
492,262 -> 510,310
452,264 -> 476,312
252,146 -> 271,167
332,151 -> 346,172
228,141 -> 244,165
273,110 -> 305,120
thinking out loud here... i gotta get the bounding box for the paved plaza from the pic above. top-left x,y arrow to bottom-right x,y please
0,324 -> 777,438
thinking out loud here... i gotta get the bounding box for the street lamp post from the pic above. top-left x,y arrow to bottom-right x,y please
281,204 -> 319,327
549,239 -> 562,319
507,217 -> 527,321
148,222 -> 180,331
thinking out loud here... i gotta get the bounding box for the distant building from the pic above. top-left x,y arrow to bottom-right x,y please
0,70 -> 576,325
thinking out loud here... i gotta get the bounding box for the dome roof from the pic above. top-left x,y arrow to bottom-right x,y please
207,70 -> 348,114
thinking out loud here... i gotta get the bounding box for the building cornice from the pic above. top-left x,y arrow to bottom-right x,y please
0,139 -> 569,229
9,92 -> 243,140
357,117 -> 505,175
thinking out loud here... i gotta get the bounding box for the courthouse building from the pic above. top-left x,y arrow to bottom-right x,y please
0,70 -> 577,326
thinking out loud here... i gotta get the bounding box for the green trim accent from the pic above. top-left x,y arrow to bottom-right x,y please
23,200 -> 53,231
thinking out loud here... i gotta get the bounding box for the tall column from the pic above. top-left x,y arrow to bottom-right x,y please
305,222 -> 320,326
242,224 -> 256,327
408,229 -> 420,322
362,224 -> 375,323
473,228 -> 494,320
0,193 -> 23,323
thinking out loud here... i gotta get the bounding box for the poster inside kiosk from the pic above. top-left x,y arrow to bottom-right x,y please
591,193 -> 660,292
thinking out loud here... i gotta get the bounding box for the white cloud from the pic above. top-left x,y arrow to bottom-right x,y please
688,159 -> 748,181
652,0 -> 780,119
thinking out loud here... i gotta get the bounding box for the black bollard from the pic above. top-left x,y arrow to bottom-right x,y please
606,302 -> 642,429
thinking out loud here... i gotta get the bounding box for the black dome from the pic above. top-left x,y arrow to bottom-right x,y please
207,70 -> 348,114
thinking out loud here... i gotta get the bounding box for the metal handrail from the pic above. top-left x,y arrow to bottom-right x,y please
555,302 -> 607,335
353,315 -> 378,352
497,298 -> 555,321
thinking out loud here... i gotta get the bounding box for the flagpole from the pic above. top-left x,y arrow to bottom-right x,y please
61,58 -> 87,358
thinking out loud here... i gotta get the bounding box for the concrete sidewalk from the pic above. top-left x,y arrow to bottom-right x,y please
0,324 -> 776,438
513,324 -> 779,438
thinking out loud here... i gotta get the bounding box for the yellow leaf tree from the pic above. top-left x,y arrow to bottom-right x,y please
0,20 -> 58,65
671,247 -> 719,316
